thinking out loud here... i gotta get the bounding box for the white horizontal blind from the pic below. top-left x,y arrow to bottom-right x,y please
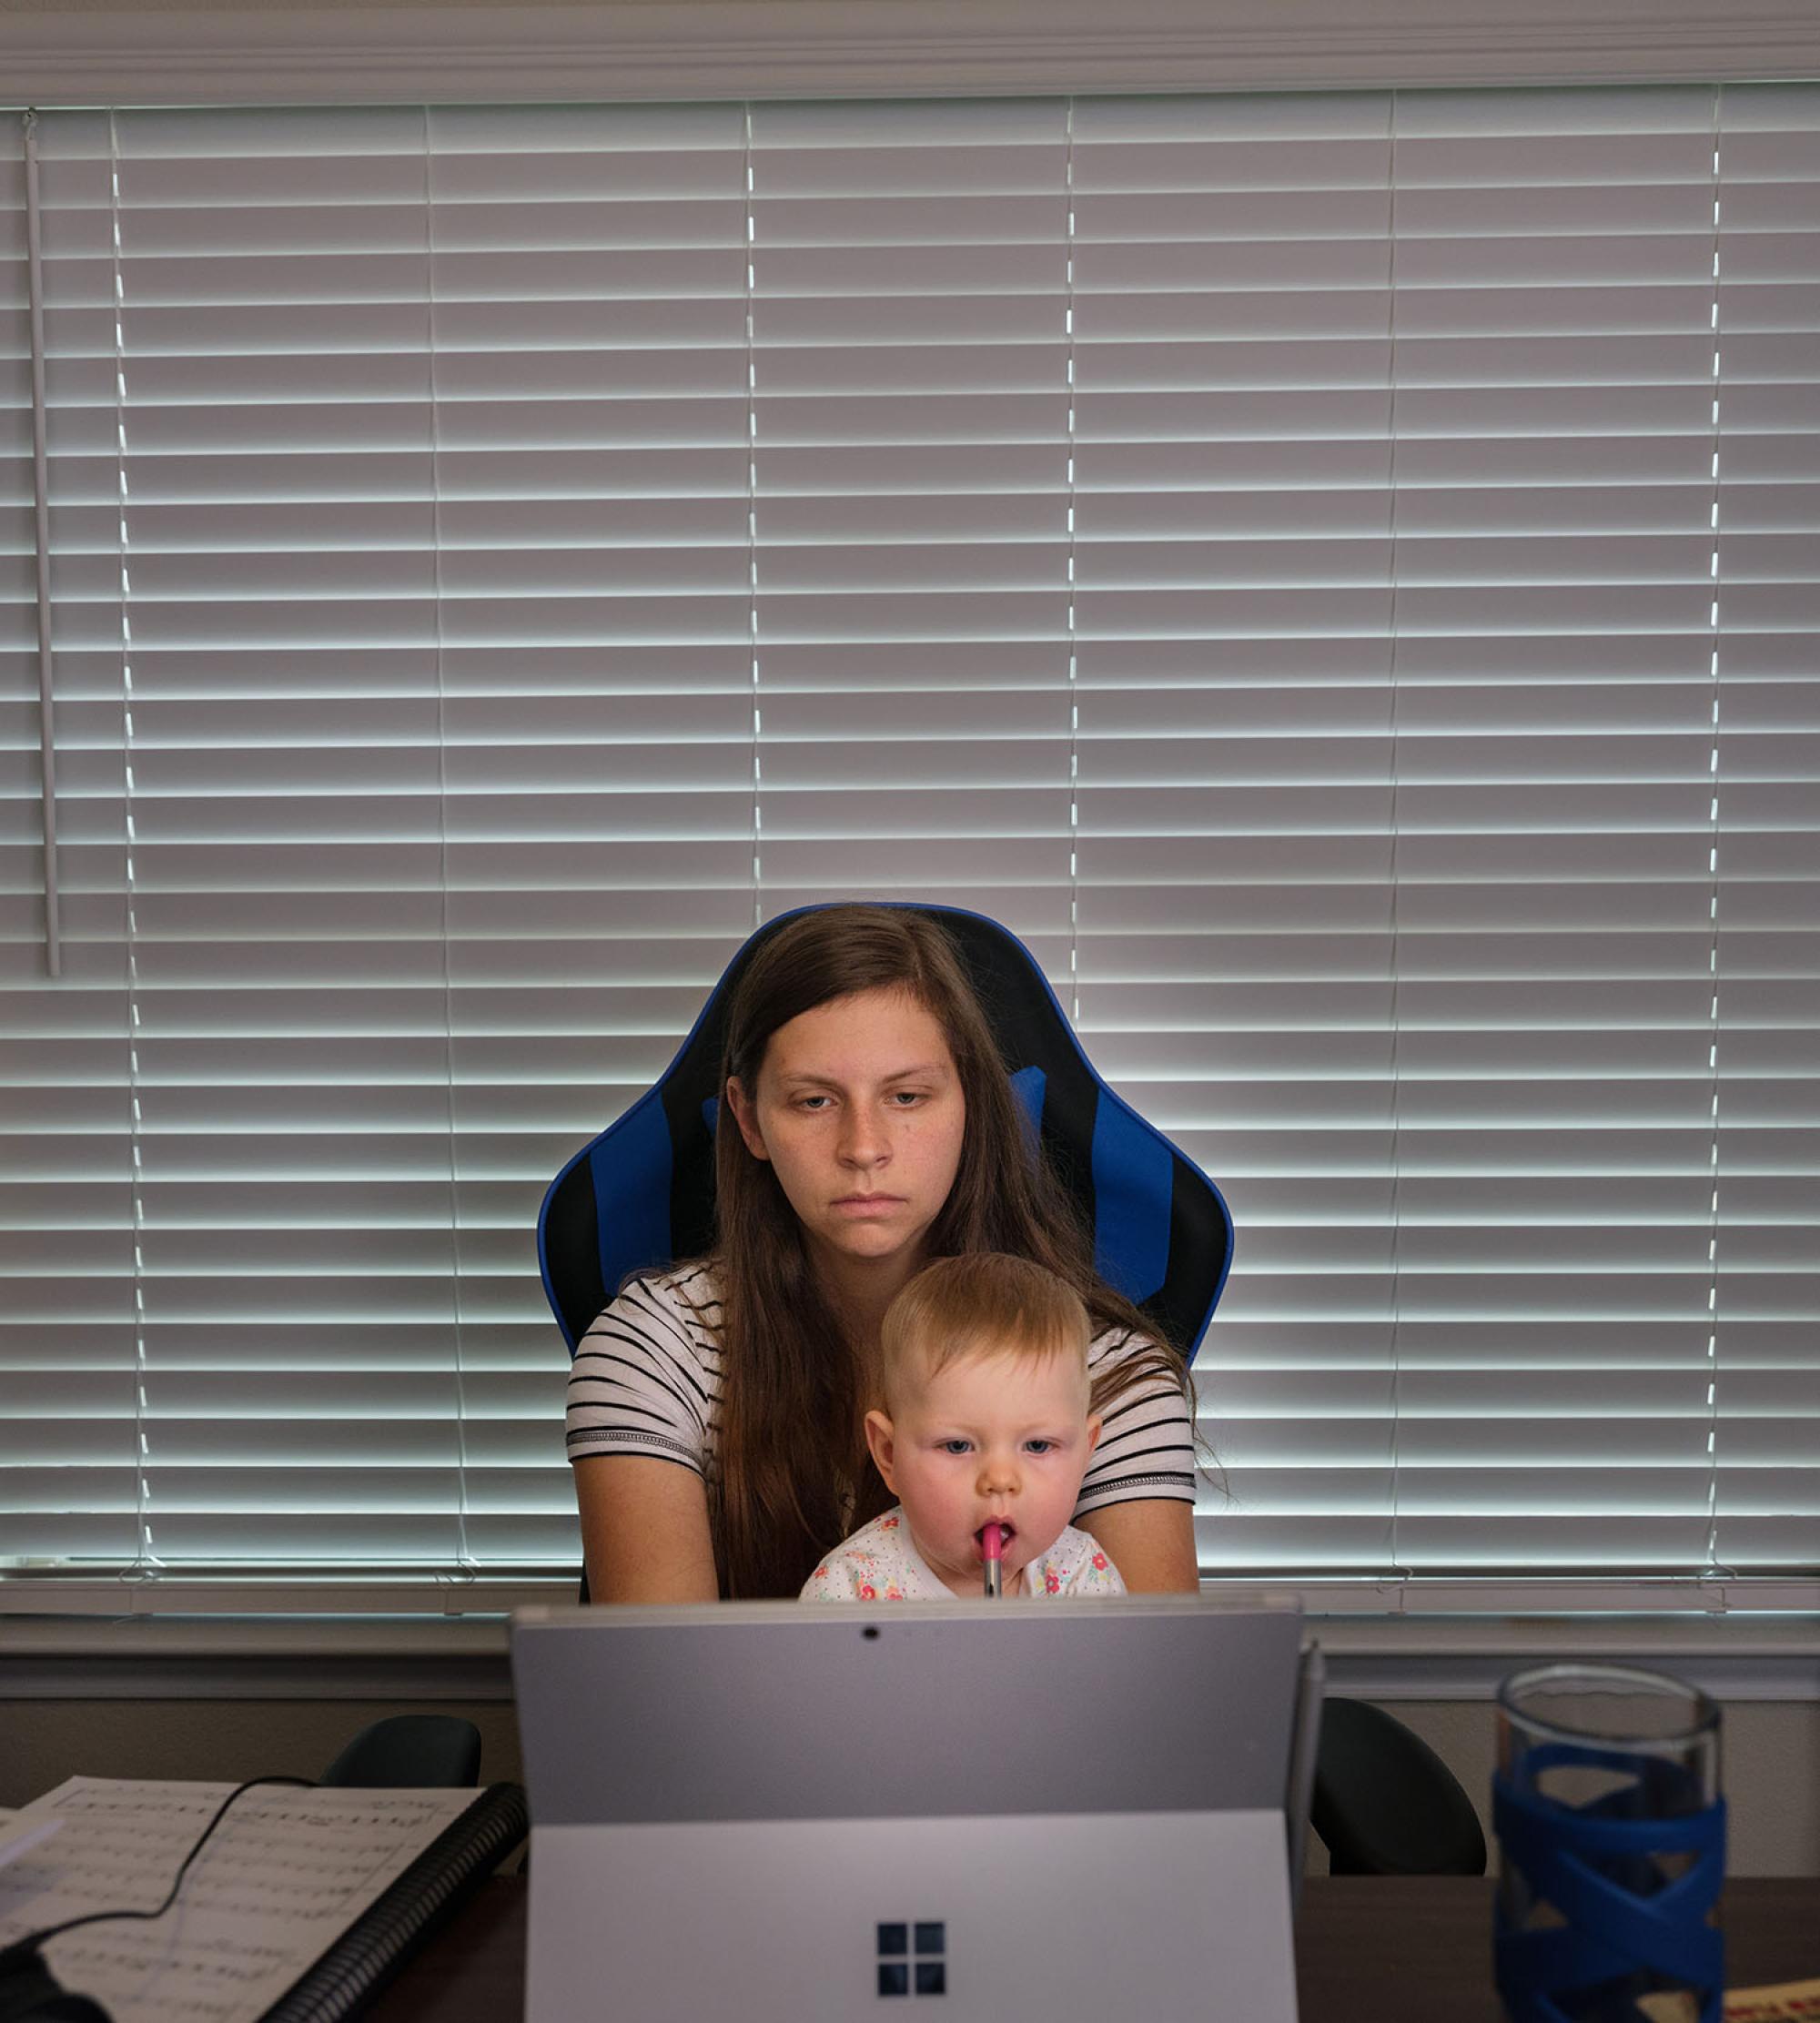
1713,88 -> 1820,1573
0,88 -> 1814,1589
3,119 -> 146,1563
6,105 -> 761,1573
1067,85 -> 1819,1576
743,99 -> 1076,956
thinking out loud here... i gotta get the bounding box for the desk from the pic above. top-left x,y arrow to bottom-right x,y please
369,1876 -> 1819,2022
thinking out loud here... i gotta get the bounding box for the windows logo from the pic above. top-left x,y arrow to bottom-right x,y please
876,1921 -> 946,1998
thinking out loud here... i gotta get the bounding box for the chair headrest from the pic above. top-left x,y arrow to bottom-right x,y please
539,903 -> 1231,1363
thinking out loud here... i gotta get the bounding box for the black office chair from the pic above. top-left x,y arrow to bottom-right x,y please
539,900 -> 1236,1368
1310,1696 -> 1487,1876
318,1714 -> 482,1789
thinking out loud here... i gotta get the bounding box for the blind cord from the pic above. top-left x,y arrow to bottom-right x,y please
422,106 -> 476,1580
1384,92 -> 1410,1583
745,104 -> 763,928
1065,99 -> 1082,1027
22,109 -> 60,979
1703,85 -> 1734,1583
106,107 -> 160,1586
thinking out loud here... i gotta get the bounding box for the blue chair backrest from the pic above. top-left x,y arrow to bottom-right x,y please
538,903 -> 1233,1365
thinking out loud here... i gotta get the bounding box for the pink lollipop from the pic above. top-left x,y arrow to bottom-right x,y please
981,1520 -> 1004,1598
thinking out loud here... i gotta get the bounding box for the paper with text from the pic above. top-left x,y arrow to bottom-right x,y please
0,1815 -> 64,1872
0,1776 -> 477,2023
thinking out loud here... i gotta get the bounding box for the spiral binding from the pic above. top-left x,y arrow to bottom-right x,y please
259,1783 -> 529,2023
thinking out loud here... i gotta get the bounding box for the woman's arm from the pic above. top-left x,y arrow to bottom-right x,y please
1077,1498 -> 1198,1594
574,1453 -> 721,1603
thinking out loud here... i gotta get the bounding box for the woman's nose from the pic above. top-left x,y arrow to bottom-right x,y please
838,1108 -> 887,1168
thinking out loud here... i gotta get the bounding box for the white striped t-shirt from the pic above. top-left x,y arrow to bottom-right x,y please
563,1264 -> 1197,1515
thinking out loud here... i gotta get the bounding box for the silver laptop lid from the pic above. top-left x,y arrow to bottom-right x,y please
511,1595 -> 1305,1827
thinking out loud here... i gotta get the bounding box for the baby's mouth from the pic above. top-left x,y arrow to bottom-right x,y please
975,1522 -> 1016,1553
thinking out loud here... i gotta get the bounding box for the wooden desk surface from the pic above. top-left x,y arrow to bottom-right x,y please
369,1875 -> 1820,2023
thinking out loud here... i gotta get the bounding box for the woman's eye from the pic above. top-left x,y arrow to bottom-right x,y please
796,1095 -> 834,1112
888,1090 -> 925,1107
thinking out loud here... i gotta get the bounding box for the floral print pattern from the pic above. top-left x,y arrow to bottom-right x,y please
800,1508 -> 1126,1602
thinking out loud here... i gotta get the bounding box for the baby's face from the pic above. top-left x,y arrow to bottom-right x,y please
868,1348 -> 1099,1598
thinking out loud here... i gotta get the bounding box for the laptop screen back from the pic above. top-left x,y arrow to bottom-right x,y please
511,1597 -> 1309,2023
513,1595 -> 1304,1826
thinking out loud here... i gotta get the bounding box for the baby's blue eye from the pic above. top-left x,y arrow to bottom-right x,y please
1025,1440 -> 1057,1455
939,1440 -> 972,1456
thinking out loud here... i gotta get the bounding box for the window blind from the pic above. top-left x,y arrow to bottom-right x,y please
0,86 -> 1814,1593
1067,86 -> 1819,1577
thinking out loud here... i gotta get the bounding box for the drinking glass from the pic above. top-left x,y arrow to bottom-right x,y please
1493,1663 -> 1724,2023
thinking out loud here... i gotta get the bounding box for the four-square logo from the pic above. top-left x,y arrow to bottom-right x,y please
876,1921 -> 946,1998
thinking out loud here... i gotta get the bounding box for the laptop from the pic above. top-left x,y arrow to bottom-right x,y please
511,1595 -> 1321,2023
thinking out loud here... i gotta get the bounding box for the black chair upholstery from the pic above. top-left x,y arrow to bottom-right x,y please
318,1714 -> 481,1789
1310,1696 -> 1488,1876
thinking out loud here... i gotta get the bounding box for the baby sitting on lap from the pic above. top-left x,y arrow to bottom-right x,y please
802,1252 -> 1124,1602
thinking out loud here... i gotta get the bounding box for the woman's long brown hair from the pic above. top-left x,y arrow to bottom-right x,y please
702,905 -> 1194,1599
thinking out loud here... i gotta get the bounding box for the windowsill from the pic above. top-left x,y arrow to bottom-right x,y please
5,1573 -> 1815,1620
3,1591 -> 1815,1704
0,1612 -> 517,1702
1307,1611 -> 1820,1703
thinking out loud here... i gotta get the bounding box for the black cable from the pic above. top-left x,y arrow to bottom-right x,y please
0,1775 -> 315,2019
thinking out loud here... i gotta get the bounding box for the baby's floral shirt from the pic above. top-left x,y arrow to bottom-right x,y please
801,1508 -> 1125,1601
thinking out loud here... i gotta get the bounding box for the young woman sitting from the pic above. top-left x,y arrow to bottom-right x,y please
564,903 -> 1198,1602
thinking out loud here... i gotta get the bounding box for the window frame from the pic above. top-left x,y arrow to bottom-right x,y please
3,0 -> 1819,111
4,3 -> 1817,1631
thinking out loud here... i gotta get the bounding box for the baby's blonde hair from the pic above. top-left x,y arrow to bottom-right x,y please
878,1253 -> 1092,1413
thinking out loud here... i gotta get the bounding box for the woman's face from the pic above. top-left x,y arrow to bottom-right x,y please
727,986 -> 966,1279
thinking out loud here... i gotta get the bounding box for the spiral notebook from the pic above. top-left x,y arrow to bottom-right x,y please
0,1775 -> 527,2023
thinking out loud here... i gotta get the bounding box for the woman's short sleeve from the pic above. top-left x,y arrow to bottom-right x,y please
563,1269 -> 723,1477
1074,1327 -> 1198,1516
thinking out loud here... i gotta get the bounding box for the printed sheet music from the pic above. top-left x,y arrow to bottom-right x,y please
0,1775 -> 477,2023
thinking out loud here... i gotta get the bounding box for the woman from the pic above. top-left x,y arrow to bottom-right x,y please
565,904 -> 1198,1601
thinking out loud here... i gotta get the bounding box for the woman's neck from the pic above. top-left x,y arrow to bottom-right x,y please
809,1240 -> 926,1364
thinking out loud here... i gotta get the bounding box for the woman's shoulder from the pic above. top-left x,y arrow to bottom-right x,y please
622,1259 -> 722,1310
589,1261 -> 723,1352
567,1261 -> 723,1467
1087,1316 -> 1158,1365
